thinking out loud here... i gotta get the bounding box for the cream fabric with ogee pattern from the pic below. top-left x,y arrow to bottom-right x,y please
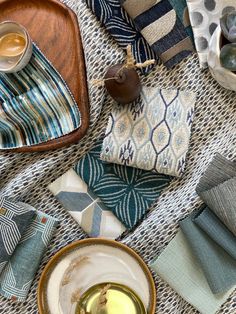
101,87 -> 196,177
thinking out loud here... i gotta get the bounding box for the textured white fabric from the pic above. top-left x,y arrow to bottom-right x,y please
0,0 -> 235,313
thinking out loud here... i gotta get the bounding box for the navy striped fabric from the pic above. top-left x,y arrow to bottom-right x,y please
121,0 -> 194,68
133,2 -> 172,29
0,45 -> 81,149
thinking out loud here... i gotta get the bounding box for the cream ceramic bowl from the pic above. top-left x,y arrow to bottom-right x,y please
38,239 -> 156,314
0,21 -> 32,73
208,25 -> 236,92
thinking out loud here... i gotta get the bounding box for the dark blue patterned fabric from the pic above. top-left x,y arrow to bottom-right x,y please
121,0 -> 194,68
85,0 -> 158,74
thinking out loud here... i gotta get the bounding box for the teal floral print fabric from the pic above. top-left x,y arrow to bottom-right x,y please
75,139 -> 171,229
0,44 -> 81,149
100,86 -> 196,177
0,204 -> 58,302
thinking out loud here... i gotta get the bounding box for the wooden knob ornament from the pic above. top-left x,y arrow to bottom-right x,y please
93,45 -> 155,105
104,64 -> 141,104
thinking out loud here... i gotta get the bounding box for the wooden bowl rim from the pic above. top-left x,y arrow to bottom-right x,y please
37,238 -> 156,314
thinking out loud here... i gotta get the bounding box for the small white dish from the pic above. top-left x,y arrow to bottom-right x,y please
0,21 -> 32,73
208,25 -> 236,92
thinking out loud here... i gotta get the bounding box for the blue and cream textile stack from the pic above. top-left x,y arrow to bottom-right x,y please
49,85 -> 196,236
151,154 -> 236,314
0,198 -> 58,302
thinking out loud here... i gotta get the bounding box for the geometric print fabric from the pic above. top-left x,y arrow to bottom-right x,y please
0,198 -> 35,276
75,139 -> 171,229
48,169 -> 126,239
0,204 -> 58,302
101,87 -> 196,177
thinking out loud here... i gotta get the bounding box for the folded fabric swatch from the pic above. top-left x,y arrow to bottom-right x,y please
0,44 -> 81,149
48,169 -> 126,239
75,139 -> 171,229
121,0 -> 194,68
169,0 -> 194,39
0,198 -> 35,275
187,0 -> 236,68
179,208 -> 236,294
196,154 -> 236,235
85,0 -> 157,74
150,230 -> 235,314
194,206 -> 236,260
0,204 -> 58,302
100,86 -> 196,177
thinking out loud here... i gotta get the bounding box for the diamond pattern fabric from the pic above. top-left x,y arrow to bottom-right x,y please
100,87 -> 196,177
48,169 -> 126,238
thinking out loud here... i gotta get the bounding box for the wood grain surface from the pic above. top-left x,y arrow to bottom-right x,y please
0,0 -> 89,152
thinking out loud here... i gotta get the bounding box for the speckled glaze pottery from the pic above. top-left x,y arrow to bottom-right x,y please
37,238 -> 156,314
0,21 -> 32,73
208,25 -> 236,92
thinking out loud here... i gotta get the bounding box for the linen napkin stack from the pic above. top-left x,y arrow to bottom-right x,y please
0,199 -> 58,302
151,154 -> 236,314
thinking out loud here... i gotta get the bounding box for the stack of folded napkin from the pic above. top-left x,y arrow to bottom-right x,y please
151,154 -> 236,314
0,198 -> 58,302
49,86 -> 196,236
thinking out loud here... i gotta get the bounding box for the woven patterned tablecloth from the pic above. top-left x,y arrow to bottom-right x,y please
0,0 -> 235,313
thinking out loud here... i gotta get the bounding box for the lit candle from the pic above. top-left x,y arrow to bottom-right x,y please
76,282 -> 147,314
0,33 -> 26,57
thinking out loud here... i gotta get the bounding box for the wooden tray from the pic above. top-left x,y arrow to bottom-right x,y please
0,0 -> 89,152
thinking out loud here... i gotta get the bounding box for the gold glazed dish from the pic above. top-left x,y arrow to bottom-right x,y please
37,239 -> 156,314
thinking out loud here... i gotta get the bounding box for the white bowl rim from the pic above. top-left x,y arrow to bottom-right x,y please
0,20 -> 31,72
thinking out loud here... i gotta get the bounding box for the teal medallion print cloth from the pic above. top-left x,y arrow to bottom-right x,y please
120,0 -> 195,68
100,86 -> 196,177
0,198 -> 35,275
0,204 -> 58,302
75,139 -> 171,229
0,44 -> 81,149
150,230 -> 236,314
196,154 -> 236,235
179,207 -> 236,294
48,169 -> 126,239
